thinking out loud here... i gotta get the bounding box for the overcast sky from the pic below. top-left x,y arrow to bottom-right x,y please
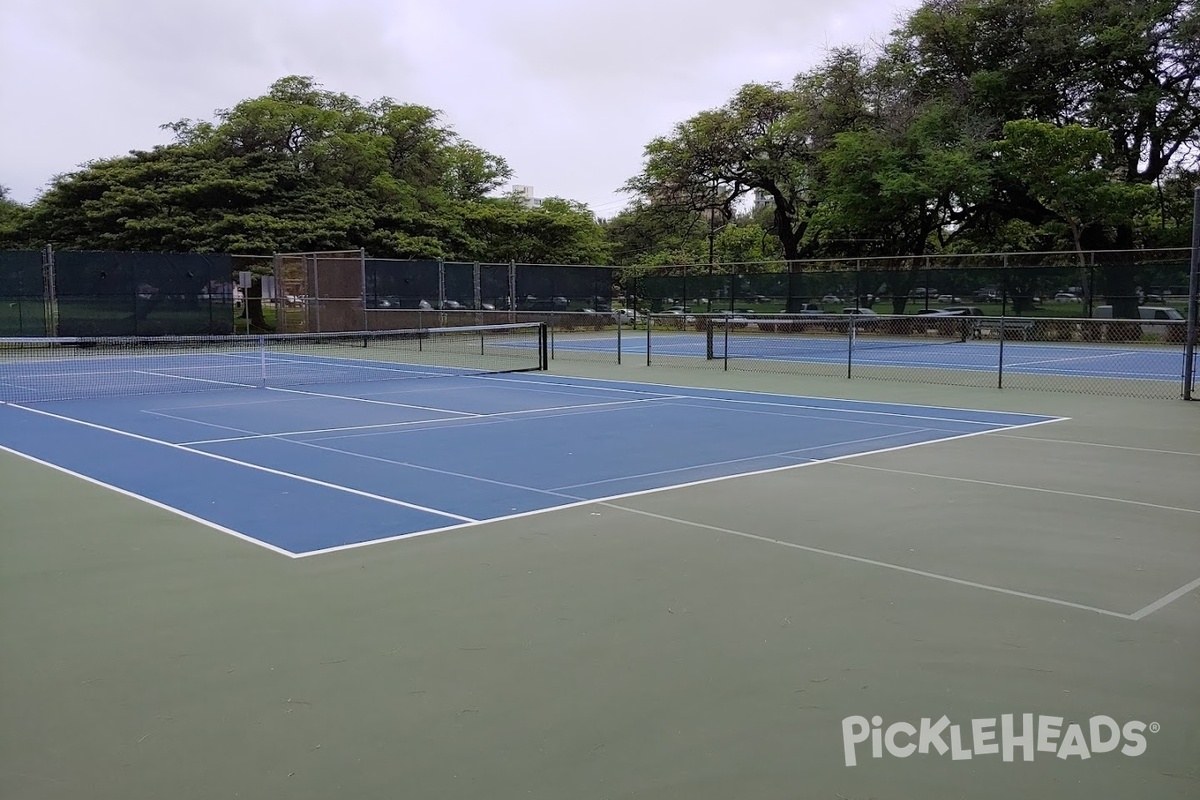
1,0 -> 918,217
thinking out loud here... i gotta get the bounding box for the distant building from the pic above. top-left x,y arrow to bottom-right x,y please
510,185 -> 545,209
752,189 -> 772,214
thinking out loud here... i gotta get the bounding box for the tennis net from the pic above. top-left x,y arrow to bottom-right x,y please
0,323 -> 547,404
706,314 -> 973,360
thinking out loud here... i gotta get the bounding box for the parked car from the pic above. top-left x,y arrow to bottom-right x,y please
1053,293 -> 1078,303
612,309 -> 636,325
1092,305 -> 1185,338
713,311 -> 751,329
821,294 -> 842,303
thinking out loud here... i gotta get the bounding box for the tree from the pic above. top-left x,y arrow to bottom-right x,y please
624,50 -> 880,310
458,197 -> 611,265
15,76 -> 610,265
893,0 -> 1200,314
999,120 -> 1155,262
0,185 -> 29,247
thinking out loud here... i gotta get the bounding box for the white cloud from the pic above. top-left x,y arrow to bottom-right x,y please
0,0 -> 919,215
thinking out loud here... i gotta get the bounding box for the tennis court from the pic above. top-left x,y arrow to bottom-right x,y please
2,323 -> 1198,800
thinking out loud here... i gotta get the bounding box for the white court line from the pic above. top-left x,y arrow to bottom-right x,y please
0,443 -> 294,558
294,416 -> 1066,558
656,393 -> 1059,427
1007,350 -> 1144,367
147,396 -> 297,412
662,398 -> 974,432
990,433 -> 1200,458
831,463 -> 1200,516
176,396 -> 683,445
5,403 -> 477,524
131,369 -> 257,390
1130,575 -> 1200,620
549,428 -> 937,491
592,503 -> 1133,619
259,384 -> 483,416
224,351 -> 478,379
146,406 -> 907,503
196,394 -> 937,447
475,372 -> 1065,420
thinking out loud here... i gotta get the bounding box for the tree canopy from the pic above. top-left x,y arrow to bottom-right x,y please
4,0 -> 1196,284
621,1 -> 1197,263
5,77 -> 610,265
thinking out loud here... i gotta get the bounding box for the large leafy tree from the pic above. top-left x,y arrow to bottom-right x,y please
0,185 -> 28,247
998,120 -> 1156,261
624,50 -> 883,310
15,76 -> 607,264
893,0 -> 1200,313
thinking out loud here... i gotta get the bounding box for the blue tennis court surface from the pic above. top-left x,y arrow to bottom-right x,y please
545,331 -> 1186,381
0,370 -> 1063,557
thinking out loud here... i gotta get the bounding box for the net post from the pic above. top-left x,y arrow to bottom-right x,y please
846,316 -> 854,379
723,316 -> 729,372
617,313 -> 622,365
258,335 -> 267,387
1183,187 -> 1199,400
646,314 -> 652,366
540,322 -> 549,370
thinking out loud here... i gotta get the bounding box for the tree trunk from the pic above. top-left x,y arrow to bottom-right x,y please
246,277 -> 271,332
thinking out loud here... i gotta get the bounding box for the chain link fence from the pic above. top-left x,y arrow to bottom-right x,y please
2,245 -> 1195,399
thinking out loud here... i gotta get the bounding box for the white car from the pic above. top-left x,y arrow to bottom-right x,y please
612,309 -> 636,325
1054,293 -> 1078,303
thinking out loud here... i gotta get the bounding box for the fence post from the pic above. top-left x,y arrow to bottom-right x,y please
41,244 -> 57,336
508,261 -> 517,324
1086,250 -> 1096,319
309,254 -> 321,333
360,248 -> 368,333
473,262 -> 482,313
437,259 -> 446,311
998,255 -> 1008,389
1183,188 -> 1199,400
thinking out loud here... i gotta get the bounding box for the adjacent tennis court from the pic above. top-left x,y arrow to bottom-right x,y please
2,323 -> 1198,800
542,328 -> 1188,382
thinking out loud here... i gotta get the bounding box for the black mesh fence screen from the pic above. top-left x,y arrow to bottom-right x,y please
514,265 -> 612,311
443,262 -> 476,309
0,251 -> 47,336
365,259 -> 439,310
480,264 -> 511,310
53,251 -> 234,336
